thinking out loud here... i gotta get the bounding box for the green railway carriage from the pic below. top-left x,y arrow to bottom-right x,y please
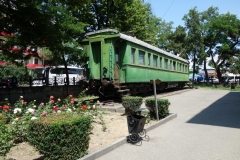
80,29 -> 189,96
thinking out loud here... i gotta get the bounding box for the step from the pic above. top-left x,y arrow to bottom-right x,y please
117,89 -> 130,92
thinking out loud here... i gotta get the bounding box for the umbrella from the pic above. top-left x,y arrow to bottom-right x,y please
189,73 -> 201,81
189,73 -> 200,78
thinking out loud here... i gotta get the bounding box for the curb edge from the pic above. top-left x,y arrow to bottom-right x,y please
78,113 -> 177,160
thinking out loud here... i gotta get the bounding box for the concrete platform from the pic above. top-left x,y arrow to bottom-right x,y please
95,89 -> 240,160
78,89 -> 191,160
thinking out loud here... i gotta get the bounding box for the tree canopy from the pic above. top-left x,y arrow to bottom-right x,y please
183,6 -> 240,82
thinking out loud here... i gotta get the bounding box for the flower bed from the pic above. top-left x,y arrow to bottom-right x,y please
0,90 -> 105,159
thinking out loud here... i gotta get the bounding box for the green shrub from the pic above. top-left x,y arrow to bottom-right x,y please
0,123 -> 13,157
28,113 -> 92,160
145,98 -> 170,119
0,114 -> 8,124
122,96 -> 143,115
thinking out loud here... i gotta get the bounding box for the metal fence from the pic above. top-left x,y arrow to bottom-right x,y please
0,76 -> 81,88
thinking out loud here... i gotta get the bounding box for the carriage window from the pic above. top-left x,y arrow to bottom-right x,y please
173,61 -> 176,70
115,47 -> 119,63
148,53 -> 151,66
139,50 -> 145,65
34,58 -> 38,64
170,60 -> 172,70
153,55 -> 157,67
164,59 -> 168,69
179,64 -> 182,71
51,68 -> 63,74
159,57 -> 162,68
131,48 -> 135,64
177,63 -> 180,71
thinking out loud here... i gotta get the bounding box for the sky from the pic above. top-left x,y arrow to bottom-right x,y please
145,0 -> 240,70
145,0 -> 240,28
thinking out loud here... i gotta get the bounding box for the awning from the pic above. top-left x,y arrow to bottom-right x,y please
26,64 -> 44,69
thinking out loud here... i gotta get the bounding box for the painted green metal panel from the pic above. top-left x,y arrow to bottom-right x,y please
118,41 -> 189,83
124,65 -> 188,83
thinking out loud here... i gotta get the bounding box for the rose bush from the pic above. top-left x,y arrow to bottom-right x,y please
0,93 -> 106,158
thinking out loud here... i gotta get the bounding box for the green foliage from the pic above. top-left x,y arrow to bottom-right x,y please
0,114 -> 8,124
167,26 -> 187,57
10,98 -> 37,143
77,89 -> 99,107
0,0 -> 89,67
145,98 -> 170,119
77,105 -> 107,132
0,123 -> 13,157
122,96 -> 143,114
0,100 -> 12,124
10,117 -> 29,143
28,113 -> 92,160
0,64 -> 27,80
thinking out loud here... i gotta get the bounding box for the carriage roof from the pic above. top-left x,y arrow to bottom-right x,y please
85,29 -> 189,63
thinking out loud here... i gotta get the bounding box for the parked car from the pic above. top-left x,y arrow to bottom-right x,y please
0,78 -> 18,88
225,76 -> 240,83
208,78 -> 219,83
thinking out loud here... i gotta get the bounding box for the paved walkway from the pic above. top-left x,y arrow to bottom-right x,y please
96,89 -> 240,160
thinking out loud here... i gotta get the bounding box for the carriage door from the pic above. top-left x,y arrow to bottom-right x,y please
114,47 -> 120,86
91,42 -> 101,79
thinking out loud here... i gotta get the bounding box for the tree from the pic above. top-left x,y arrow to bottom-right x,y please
79,0 -> 152,41
181,7 -> 239,84
230,54 -> 240,74
196,6 -> 219,83
0,0 -> 90,87
183,7 -> 203,86
167,25 -> 187,57
207,13 -> 240,81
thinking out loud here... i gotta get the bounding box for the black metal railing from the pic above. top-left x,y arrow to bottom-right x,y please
0,76 -> 80,88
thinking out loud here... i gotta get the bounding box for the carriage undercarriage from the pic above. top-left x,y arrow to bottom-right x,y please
88,79 -> 186,97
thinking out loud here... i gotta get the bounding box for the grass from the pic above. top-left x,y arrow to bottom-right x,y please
193,82 -> 240,91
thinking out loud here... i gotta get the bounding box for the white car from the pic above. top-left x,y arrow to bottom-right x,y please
225,77 -> 240,83
209,78 -> 219,83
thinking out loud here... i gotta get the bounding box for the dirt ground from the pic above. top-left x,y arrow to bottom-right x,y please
1,111 -> 155,160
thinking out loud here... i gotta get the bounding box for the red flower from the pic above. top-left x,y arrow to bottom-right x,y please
71,100 -> 74,105
24,102 -> 27,105
50,96 -> 54,99
82,105 -> 87,110
53,106 -> 59,111
0,106 -> 2,109
21,100 -> 24,103
50,100 -> 54,104
3,105 -> 9,109
58,98 -> 61,102
69,94 -> 73,99
41,111 -> 47,116
3,105 -> 9,113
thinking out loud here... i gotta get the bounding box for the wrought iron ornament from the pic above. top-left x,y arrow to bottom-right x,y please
127,114 -> 150,145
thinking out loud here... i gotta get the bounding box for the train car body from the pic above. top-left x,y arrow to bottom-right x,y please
80,29 -> 189,96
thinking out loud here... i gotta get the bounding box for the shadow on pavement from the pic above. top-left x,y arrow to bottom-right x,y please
187,92 -> 240,129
